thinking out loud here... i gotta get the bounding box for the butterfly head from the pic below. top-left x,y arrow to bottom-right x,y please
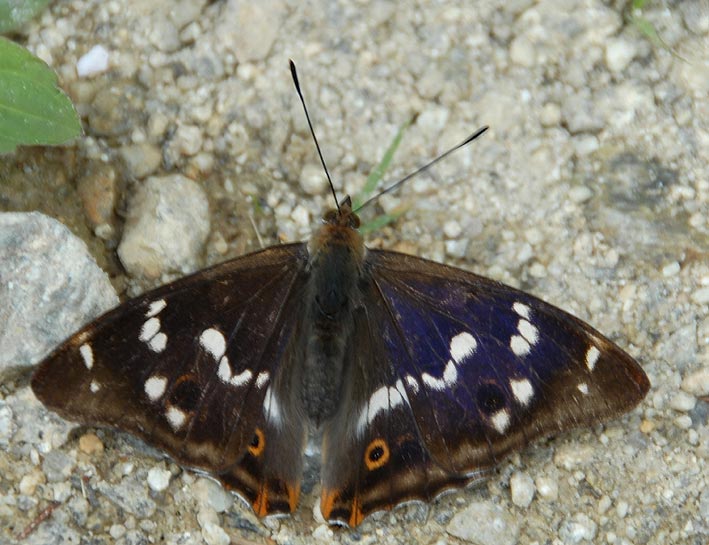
308,195 -> 365,263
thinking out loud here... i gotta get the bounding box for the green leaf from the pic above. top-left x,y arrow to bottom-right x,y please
0,37 -> 81,154
0,0 -> 52,34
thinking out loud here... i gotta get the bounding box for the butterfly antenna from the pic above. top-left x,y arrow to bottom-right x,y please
353,125 -> 489,213
289,60 -> 340,214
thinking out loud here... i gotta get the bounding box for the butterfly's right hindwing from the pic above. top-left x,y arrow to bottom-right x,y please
31,242 -> 309,516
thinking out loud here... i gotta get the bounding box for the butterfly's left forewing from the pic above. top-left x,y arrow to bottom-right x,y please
320,249 -> 649,525
32,242 -> 310,517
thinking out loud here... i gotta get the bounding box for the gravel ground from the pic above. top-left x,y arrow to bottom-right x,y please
1,1 -> 708,544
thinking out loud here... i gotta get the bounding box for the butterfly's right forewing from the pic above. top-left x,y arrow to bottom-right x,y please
31,242 -> 310,517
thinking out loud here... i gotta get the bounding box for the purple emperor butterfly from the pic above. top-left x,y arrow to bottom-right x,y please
32,61 -> 649,527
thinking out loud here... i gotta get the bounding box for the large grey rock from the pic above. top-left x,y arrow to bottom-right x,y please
0,212 -> 118,372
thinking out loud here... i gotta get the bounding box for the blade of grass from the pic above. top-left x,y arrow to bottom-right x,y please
352,117 -> 413,210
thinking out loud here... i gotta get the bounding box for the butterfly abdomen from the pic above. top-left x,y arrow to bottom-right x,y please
300,207 -> 367,425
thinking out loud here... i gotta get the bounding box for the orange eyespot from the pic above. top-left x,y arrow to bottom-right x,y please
364,438 -> 390,470
248,427 -> 265,457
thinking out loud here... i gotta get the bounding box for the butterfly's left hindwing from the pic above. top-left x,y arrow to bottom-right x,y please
320,249 -> 649,525
31,243 -> 309,517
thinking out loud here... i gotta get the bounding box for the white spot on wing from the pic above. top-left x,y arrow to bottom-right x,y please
450,332 -> 477,364
513,302 -> 531,319
263,386 -> 282,425
256,371 -> 270,389
145,299 -> 167,318
422,360 -> 458,391
79,343 -> 94,370
217,356 -> 252,387
148,332 -> 167,353
510,378 -> 534,406
139,317 -> 161,342
200,328 -> 226,360
518,319 -> 539,345
577,382 -> 589,395
165,407 -> 186,431
405,374 -> 419,393
491,408 -> 511,434
357,382 -> 411,435
90,380 -> 100,393
586,346 -> 600,371
510,335 -> 531,356
145,375 -> 167,401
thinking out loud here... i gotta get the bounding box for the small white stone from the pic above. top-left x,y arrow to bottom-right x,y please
299,163 -> 328,196
147,466 -> 172,492
510,35 -> 535,67
568,185 -> 593,204
510,471 -> 535,508
201,521 -> 230,545
681,367 -> 709,397
674,414 -> 692,429
669,391 -> 697,412
312,524 -> 334,542
661,261 -> 681,277
605,38 -> 637,72
597,495 -> 612,514
76,44 -> 110,77
616,500 -> 629,518
535,476 -> 559,501
691,287 -> 709,305
443,220 -> 462,238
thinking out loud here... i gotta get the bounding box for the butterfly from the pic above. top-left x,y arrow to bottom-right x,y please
31,61 -> 650,528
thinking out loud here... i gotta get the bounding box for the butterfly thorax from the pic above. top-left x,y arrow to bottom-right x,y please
300,199 -> 366,425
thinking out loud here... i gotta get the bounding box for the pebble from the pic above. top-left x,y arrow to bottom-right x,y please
446,501 -> 520,545
681,367 -> 709,397
443,220 -> 462,238
198,507 -> 230,545
77,164 -> 118,228
605,38 -> 636,72
120,143 -> 163,179
19,469 -> 45,495
173,124 -> 204,156
117,174 -> 210,278
509,35 -> 536,67
674,415 -> 692,429
193,478 -> 233,513
41,450 -> 75,482
558,513 -> 597,543
553,444 -> 595,471
96,478 -> 157,518
76,44 -> 109,77
110,524 -> 127,539
510,471 -> 535,508
662,261 -> 681,277
147,466 -> 172,492
568,185 -> 593,204
299,163 -> 328,196
691,287 -> 709,305
539,102 -> 561,126
669,391 -> 697,412
79,433 -> 104,455
312,524 -> 334,541
535,476 -> 559,501
0,212 -> 117,371
217,0 -> 285,62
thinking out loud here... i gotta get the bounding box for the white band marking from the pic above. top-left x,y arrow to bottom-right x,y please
450,332 -> 477,364
145,375 -> 168,401
145,299 -> 167,318
200,328 -> 226,360
79,343 -> 94,370
510,378 -> 534,406
585,346 -> 600,371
